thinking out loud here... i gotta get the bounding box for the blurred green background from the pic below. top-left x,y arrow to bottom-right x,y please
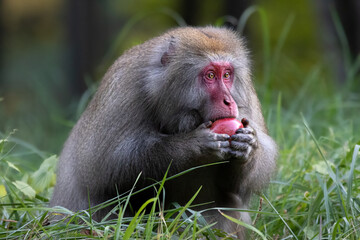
0,0 -> 359,167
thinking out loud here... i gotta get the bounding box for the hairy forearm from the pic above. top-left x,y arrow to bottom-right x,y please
107,132 -> 203,190
241,131 -> 277,192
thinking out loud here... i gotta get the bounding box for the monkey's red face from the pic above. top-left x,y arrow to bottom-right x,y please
200,61 -> 239,122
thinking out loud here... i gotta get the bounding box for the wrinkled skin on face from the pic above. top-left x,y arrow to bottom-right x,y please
200,61 -> 238,122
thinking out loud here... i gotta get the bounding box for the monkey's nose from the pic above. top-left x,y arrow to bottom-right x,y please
223,99 -> 231,106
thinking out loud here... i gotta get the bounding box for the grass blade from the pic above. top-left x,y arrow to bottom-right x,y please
168,187 -> 202,235
219,210 -> 266,240
347,145 -> 359,211
262,194 -> 298,240
123,197 -> 156,240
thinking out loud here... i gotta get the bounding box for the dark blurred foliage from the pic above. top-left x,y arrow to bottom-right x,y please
316,0 -> 360,84
0,0 -> 359,158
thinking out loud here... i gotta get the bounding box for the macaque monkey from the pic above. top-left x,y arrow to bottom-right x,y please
50,26 -> 277,238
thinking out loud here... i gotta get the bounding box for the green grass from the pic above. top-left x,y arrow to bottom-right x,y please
1,7 -> 360,240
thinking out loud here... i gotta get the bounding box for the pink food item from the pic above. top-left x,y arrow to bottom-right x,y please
210,118 -> 243,136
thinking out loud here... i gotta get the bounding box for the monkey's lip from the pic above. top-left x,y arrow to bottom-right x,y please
211,116 -> 237,122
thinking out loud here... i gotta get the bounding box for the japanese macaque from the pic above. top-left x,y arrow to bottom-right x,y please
50,26 -> 277,238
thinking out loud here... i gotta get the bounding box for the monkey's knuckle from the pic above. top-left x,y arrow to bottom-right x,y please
230,134 -> 239,141
216,134 -> 229,141
213,134 -> 220,141
245,129 -> 252,135
221,141 -> 230,148
236,128 -> 245,134
207,132 -> 217,141
232,134 -> 247,142
243,135 -> 254,143
240,127 -> 254,135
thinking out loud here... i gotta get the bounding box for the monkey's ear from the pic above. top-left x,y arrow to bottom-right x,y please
161,36 -> 176,66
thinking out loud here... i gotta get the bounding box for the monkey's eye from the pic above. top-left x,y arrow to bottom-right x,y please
224,72 -> 231,79
207,71 -> 215,79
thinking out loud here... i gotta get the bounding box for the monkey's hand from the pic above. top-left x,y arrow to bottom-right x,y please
229,126 -> 258,162
194,122 -> 232,160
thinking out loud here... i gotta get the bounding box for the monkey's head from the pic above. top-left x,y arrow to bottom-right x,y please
143,27 -> 251,134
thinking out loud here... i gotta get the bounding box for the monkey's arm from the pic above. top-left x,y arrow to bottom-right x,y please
108,122 -> 231,191
245,130 -> 277,191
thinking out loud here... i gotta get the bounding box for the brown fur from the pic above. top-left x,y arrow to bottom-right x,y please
50,26 -> 277,239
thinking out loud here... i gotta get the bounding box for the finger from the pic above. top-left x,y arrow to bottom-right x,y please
207,141 -> 230,150
231,134 -> 254,143
213,133 -> 230,141
236,127 -> 254,135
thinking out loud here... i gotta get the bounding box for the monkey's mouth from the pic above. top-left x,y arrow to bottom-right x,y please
211,115 -> 237,122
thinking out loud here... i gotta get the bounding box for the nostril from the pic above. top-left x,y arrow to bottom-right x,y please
223,99 -> 230,106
